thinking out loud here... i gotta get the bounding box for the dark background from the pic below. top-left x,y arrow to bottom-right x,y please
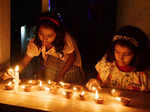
11,0 -> 117,77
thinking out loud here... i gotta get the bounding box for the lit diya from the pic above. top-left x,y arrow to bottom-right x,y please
24,85 -> 32,92
5,81 -> 14,90
72,85 -> 83,92
28,80 -> 38,85
94,90 -> 104,104
115,97 -> 131,106
38,80 -> 45,90
79,91 -> 86,100
59,81 -> 71,89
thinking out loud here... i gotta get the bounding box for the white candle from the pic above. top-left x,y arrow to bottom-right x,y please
14,65 -> 19,91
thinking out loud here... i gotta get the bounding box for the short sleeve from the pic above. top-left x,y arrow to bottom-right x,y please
95,55 -> 112,82
63,33 -> 75,54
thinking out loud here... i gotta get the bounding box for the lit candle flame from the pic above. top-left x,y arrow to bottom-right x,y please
81,91 -> 85,96
7,81 -> 12,86
95,90 -> 99,99
15,65 -> 19,72
62,90 -> 66,96
48,80 -> 51,84
39,80 -> 42,87
59,81 -> 65,86
44,87 -> 50,91
115,97 -> 121,102
21,85 -> 25,89
73,87 -> 77,91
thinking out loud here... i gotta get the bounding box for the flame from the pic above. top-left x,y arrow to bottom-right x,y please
59,81 -> 65,86
111,89 -> 116,94
73,87 -> 77,91
48,80 -> 51,84
81,91 -> 85,96
7,81 -> 12,86
44,87 -> 50,91
95,90 -> 99,99
115,97 -> 121,102
15,65 -> 19,72
62,90 -> 66,96
21,85 -> 25,89
39,80 -> 42,87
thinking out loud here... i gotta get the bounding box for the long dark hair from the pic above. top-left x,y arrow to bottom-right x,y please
34,15 -> 65,53
106,25 -> 150,71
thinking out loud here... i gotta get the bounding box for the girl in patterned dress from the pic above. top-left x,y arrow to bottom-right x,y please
86,25 -> 150,91
2,15 -> 85,84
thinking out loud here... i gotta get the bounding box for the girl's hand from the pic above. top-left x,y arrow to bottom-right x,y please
86,78 -> 101,92
1,72 -> 13,80
27,42 -> 41,57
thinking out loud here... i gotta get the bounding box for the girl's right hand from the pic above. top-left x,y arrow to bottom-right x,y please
86,78 -> 101,92
26,42 -> 41,58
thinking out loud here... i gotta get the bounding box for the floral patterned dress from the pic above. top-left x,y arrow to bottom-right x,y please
22,33 -> 84,84
95,55 -> 149,91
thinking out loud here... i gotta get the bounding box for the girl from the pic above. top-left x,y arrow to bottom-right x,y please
86,25 -> 150,91
3,15 -> 85,84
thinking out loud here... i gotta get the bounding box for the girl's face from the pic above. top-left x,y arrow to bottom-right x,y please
114,44 -> 135,67
38,26 -> 56,46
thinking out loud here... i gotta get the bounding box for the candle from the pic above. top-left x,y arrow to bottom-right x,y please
5,81 -> 14,90
38,80 -> 44,90
28,80 -> 37,85
95,90 -> 104,104
73,85 -> 83,92
114,97 -> 131,106
65,91 -> 73,99
14,65 -> 19,91
44,86 -> 50,92
59,81 -> 71,89
24,85 -> 32,92
79,91 -> 85,100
